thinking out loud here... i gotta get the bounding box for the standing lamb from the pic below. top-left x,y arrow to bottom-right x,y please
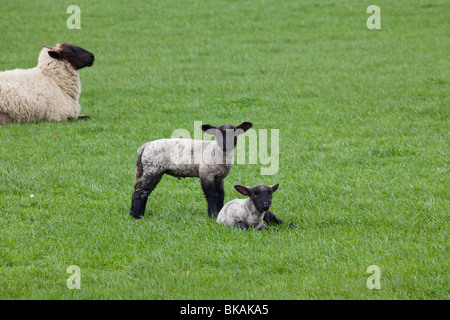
217,183 -> 293,230
0,43 -> 94,125
130,122 -> 253,219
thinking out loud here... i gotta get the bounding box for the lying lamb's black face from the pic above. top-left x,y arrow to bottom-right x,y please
234,183 -> 279,212
202,122 -> 253,152
44,43 -> 95,70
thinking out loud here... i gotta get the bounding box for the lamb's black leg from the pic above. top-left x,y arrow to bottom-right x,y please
130,189 -> 150,219
200,179 -> 218,218
235,221 -> 249,230
263,210 -> 283,225
214,180 -> 225,212
130,172 -> 163,219
264,210 -> 296,227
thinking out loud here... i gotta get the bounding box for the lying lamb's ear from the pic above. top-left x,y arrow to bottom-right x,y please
271,183 -> 280,192
48,50 -> 62,59
235,122 -> 253,133
201,124 -> 216,132
42,45 -> 53,50
234,185 -> 251,197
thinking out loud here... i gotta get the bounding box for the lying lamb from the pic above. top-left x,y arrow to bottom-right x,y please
130,122 -> 253,219
0,43 -> 94,125
217,183 -> 293,230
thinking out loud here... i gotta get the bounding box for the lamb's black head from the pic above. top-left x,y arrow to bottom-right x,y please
234,183 -> 279,212
43,43 -> 95,70
201,122 -> 252,152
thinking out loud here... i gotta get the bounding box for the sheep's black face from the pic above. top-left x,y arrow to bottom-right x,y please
202,122 -> 253,152
45,43 -> 95,70
234,183 -> 279,213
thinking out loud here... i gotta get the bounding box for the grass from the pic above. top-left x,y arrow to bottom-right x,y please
0,0 -> 448,299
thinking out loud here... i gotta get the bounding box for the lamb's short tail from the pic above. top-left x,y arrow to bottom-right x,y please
134,142 -> 150,180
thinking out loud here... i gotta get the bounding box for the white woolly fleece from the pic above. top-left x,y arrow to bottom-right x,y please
0,48 -> 81,123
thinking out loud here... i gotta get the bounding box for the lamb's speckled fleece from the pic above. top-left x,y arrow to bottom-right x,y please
217,198 -> 266,229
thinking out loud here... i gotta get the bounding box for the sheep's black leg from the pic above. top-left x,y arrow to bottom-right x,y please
235,221 -> 249,230
214,180 -> 225,212
130,172 -> 163,219
264,210 -> 296,228
200,179 -> 218,218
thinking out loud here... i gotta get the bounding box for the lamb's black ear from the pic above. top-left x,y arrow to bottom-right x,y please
236,122 -> 253,133
201,124 -> 216,132
271,183 -> 280,192
48,50 -> 62,59
234,185 -> 251,197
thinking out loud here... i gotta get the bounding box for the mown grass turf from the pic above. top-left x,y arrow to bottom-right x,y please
0,0 -> 448,299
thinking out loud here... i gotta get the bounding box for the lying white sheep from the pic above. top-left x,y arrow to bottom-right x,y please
217,183 -> 294,230
130,122 -> 253,219
0,43 -> 94,125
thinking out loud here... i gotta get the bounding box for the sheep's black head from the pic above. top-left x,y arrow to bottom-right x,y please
234,183 -> 279,213
43,43 -> 95,70
201,122 -> 253,152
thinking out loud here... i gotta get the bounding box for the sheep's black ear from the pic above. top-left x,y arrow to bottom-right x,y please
236,122 -> 253,133
271,183 -> 280,192
201,124 -> 216,132
48,50 -> 62,59
234,185 -> 251,197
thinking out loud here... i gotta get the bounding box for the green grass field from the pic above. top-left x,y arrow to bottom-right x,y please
0,0 -> 448,299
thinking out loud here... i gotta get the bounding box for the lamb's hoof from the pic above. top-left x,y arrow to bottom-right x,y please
78,115 -> 91,120
288,223 -> 296,228
208,212 -> 218,219
129,211 -> 142,220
